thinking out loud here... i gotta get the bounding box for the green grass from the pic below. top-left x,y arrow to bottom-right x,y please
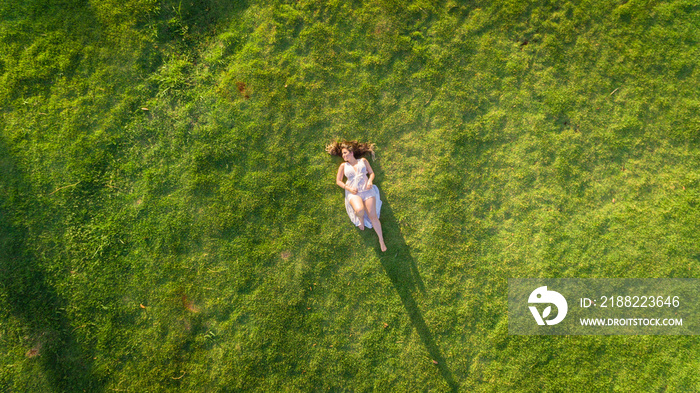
2,0 -> 700,391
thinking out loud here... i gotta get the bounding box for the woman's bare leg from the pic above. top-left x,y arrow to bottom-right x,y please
363,197 -> 386,251
348,195 -> 366,230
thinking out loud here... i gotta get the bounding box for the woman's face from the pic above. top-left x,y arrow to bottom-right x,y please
341,148 -> 354,162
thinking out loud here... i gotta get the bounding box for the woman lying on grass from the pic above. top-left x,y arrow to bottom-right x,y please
327,140 -> 387,252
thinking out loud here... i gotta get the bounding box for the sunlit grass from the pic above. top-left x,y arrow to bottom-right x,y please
1,0 -> 700,391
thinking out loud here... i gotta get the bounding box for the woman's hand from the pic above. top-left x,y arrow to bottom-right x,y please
348,187 -> 358,194
365,181 -> 373,191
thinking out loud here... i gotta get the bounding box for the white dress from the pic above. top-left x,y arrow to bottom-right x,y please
343,159 -> 382,228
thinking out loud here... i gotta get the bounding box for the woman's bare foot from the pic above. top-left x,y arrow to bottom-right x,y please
359,222 -> 365,230
380,242 -> 387,252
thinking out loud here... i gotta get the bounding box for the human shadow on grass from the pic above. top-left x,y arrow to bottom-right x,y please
0,139 -> 105,392
361,200 -> 459,392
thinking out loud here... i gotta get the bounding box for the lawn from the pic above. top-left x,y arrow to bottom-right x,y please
1,0 -> 700,391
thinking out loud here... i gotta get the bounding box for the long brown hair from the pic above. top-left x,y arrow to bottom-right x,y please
325,140 -> 376,160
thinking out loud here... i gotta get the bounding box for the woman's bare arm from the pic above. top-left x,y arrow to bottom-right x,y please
337,164 -> 357,194
336,164 -> 346,188
364,158 -> 375,190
